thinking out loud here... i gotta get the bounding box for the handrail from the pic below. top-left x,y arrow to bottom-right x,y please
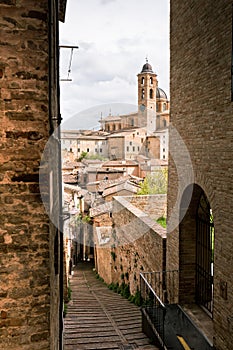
140,272 -> 165,308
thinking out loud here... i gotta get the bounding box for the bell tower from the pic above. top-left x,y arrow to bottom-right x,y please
137,59 -> 158,113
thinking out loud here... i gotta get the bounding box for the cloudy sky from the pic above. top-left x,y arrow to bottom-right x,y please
59,0 -> 169,130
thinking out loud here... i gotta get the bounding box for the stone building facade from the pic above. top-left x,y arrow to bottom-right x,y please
168,1 -> 233,349
0,1 -> 67,349
100,61 -> 170,134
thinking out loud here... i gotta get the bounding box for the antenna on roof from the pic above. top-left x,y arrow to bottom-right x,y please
59,45 -> 79,81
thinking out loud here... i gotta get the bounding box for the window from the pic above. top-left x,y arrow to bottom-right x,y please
156,103 -> 159,112
141,138 -> 144,143
163,148 -> 165,152
138,146 -> 140,151
87,148 -> 89,152
95,148 -> 97,153
100,148 -> 102,153
163,103 -> 167,111
133,146 -> 135,152
163,155 -> 165,159
141,77 -> 144,85
130,119 -> 134,126
150,77 -> 153,85
78,148 -> 80,152
126,146 -> 129,152
69,148 -> 72,152
163,120 -> 167,127
137,132 -> 139,135
141,89 -> 145,99
133,134 -> 135,138
150,89 -> 153,99
129,141 -> 132,146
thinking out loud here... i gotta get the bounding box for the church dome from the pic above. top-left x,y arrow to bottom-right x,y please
156,87 -> 167,100
141,61 -> 154,73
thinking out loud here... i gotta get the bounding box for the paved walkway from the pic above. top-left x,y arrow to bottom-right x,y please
64,263 -> 159,350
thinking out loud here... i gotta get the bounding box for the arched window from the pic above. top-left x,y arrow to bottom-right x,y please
131,119 -> 134,126
163,119 -> 167,127
150,89 -> 153,99
113,124 -> 116,131
156,103 -> 159,112
141,89 -> 145,99
141,77 -> 144,85
163,103 -> 167,111
150,77 -> 153,85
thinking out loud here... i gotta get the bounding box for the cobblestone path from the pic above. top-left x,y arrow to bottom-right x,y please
64,263 -> 159,350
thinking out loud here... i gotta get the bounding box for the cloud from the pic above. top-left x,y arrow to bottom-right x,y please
100,0 -> 117,4
59,0 -> 170,126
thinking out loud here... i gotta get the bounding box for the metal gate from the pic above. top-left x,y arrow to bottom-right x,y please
196,193 -> 214,316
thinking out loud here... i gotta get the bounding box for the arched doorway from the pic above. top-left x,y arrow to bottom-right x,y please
196,193 -> 214,316
179,184 -> 214,318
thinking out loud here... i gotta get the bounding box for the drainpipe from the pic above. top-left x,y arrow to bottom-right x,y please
56,11 -> 64,350
48,1 -> 64,348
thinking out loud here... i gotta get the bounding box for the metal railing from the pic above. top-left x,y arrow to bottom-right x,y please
141,270 -> 179,304
140,270 -> 179,348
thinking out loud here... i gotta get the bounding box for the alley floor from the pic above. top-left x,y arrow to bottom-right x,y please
64,263 -> 159,350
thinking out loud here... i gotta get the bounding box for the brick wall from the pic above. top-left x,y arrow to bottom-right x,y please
169,1 -> 233,349
0,1 -> 63,349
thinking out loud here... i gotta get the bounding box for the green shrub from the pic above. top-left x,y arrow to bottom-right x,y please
156,216 -> 167,228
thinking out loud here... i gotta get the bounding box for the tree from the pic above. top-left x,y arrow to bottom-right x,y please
78,151 -> 88,161
137,168 -> 168,195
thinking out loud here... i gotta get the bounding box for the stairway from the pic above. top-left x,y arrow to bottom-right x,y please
64,263 -> 159,349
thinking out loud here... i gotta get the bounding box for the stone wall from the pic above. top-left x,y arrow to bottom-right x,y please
169,1 -> 233,349
0,1 -> 63,349
128,194 -> 167,220
96,195 -> 166,295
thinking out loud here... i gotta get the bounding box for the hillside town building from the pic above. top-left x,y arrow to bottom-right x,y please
61,61 -> 170,162
2,1 -> 232,349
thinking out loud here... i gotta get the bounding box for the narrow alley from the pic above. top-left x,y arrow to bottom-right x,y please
64,263 -> 159,350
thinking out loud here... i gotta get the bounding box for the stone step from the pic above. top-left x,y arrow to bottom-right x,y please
64,263 -> 159,350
